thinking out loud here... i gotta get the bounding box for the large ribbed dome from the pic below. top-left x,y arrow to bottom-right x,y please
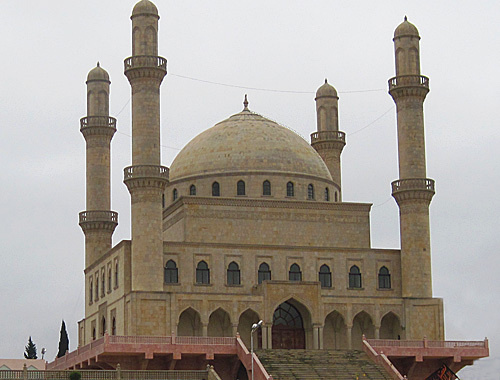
169,109 -> 332,182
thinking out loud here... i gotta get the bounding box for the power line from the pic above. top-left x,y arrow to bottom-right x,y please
347,106 -> 394,136
170,73 -> 385,94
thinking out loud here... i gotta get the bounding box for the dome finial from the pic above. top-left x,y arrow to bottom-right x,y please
325,78 -> 328,84
243,94 -> 249,110
97,61 -> 100,67
404,15 -> 407,21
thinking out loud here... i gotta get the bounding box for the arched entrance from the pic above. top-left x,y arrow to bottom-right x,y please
178,307 -> 202,336
208,308 -> 232,337
238,309 -> 261,349
380,312 -> 403,340
352,311 -> 375,349
272,301 -> 305,349
323,311 -> 348,349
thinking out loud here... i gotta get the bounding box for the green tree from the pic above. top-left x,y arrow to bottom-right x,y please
24,336 -> 37,359
56,320 -> 69,358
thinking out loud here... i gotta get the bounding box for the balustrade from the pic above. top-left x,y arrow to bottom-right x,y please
124,55 -> 167,71
310,130 -> 345,144
80,116 -> 116,130
79,211 -> 118,224
123,165 -> 169,180
391,178 -> 435,193
388,75 -> 429,90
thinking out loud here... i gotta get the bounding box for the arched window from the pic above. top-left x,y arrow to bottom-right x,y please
112,317 -> 116,336
349,265 -> 362,288
319,264 -> 332,288
115,261 -> 119,288
89,278 -> 93,303
324,187 -> 330,201
263,180 -> 271,196
196,261 -> 210,284
227,262 -> 241,285
95,275 -> 99,301
164,260 -> 178,284
92,328 -> 96,341
162,193 -> 165,208
286,181 -> 294,197
101,317 -> 106,337
258,262 -> 271,284
212,182 -> 220,196
378,266 -> 391,289
101,269 -> 105,297
190,184 -> 197,196
173,188 -> 178,201
307,184 -> 314,200
289,263 -> 302,281
237,180 -> 246,196
108,268 -> 112,293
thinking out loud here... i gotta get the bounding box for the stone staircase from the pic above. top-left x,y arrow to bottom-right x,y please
255,349 -> 392,380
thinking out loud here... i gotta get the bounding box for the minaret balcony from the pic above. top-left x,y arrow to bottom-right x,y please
79,210 -> 118,233
80,116 -> 116,130
124,55 -> 167,81
388,75 -> 429,90
310,131 -> 346,144
391,178 -> 435,202
79,210 -> 118,223
123,165 -> 169,191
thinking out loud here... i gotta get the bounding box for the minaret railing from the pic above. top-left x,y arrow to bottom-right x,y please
124,55 -> 167,71
388,75 -> 429,90
310,131 -> 346,144
80,116 -> 117,130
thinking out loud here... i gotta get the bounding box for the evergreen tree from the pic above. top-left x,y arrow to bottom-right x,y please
56,320 -> 69,358
24,336 -> 37,359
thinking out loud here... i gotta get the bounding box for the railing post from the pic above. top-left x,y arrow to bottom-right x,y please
172,331 -> 176,345
116,363 -> 121,380
423,336 -> 428,348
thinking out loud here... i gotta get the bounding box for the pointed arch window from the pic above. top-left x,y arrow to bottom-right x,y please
307,184 -> 314,200
164,260 -> 178,284
212,182 -> 220,196
237,180 -> 246,196
173,188 -> 178,201
112,317 -> 116,336
319,264 -> 332,288
89,278 -> 93,304
324,187 -> 330,201
286,181 -> 294,197
95,274 -> 99,301
190,184 -> 196,196
349,265 -> 362,289
196,261 -> 210,284
227,262 -> 241,285
101,269 -> 105,297
162,193 -> 165,208
108,268 -> 112,293
263,180 -> 271,196
378,266 -> 391,289
115,261 -> 119,288
101,316 -> 106,337
289,263 -> 302,281
258,262 -> 271,284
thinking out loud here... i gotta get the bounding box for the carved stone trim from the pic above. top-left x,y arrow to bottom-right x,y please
388,75 -> 429,101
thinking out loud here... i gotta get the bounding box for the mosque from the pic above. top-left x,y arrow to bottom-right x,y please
48,1 -> 489,379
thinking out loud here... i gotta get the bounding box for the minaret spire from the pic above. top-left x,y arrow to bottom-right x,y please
79,64 -> 118,268
123,0 -> 168,295
389,18 -> 435,299
311,79 -> 345,202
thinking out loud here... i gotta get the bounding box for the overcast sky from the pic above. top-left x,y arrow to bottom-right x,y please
1,1 -> 499,378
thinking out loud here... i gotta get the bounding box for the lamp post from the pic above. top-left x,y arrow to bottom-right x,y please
251,320 -> 263,380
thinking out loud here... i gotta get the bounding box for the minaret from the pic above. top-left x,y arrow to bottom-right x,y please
311,79 -> 345,200
79,63 -> 118,268
389,17 -> 435,298
123,0 -> 168,292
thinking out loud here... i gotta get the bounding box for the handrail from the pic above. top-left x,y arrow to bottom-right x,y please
80,116 -> 116,129
123,165 -> 169,180
79,210 -> 118,223
366,338 -> 488,349
362,338 -> 404,380
235,335 -> 273,380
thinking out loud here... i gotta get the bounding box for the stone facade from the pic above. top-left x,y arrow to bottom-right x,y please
78,0 -> 444,357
